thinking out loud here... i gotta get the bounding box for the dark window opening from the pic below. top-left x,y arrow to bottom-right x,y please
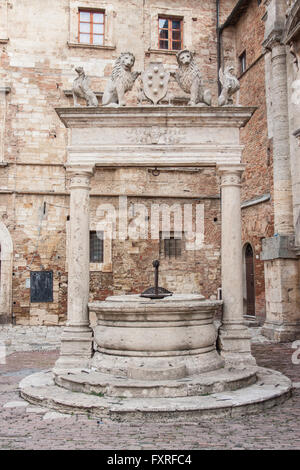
239,51 -> 246,75
90,231 -> 104,263
245,243 -> 255,316
160,232 -> 182,258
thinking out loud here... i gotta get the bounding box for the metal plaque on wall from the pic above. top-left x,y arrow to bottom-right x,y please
30,271 -> 53,303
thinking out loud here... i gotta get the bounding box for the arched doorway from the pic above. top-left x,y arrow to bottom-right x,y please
244,243 -> 255,317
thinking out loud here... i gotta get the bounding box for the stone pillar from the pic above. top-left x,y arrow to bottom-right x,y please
54,164 -> 95,374
217,164 -> 256,366
261,37 -> 300,341
271,43 -> 294,234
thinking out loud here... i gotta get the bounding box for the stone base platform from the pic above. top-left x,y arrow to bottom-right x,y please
19,367 -> 292,422
54,367 -> 257,398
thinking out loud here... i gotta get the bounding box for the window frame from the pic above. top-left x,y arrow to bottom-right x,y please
159,232 -> 183,259
89,230 -> 104,264
78,8 -> 105,47
158,16 -> 183,51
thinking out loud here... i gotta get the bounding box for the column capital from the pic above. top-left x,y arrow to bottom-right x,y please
217,164 -> 245,186
263,32 -> 284,53
65,164 -> 95,177
66,164 -> 95,189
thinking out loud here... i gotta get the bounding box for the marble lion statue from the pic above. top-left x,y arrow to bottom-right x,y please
72,67 -> 98,107
102,52 -> 141,106
170,49 -> 211,106
218,65 -> 240,106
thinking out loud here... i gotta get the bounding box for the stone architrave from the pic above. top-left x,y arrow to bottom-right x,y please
142,62 -> 170,105
53,164 -> 95,374
217,164 -> 256,366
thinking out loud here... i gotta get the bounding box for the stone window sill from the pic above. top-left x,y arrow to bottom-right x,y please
146,48 -> 178,56
0,38 -> 9,44
90,262 -> 112,273
67,42 -> 115,51
64,90 -> 103,98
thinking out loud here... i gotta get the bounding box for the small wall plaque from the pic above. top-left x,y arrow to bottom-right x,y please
30,271 -> 53,303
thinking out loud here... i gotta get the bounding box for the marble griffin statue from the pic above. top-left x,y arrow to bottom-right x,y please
218,65 -> 240,106
72,67 -> 98,107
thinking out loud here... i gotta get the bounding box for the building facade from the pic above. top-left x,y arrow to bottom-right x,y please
0,0 -> 299,342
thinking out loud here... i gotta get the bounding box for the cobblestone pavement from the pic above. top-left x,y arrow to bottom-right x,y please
0,343 -> 300,450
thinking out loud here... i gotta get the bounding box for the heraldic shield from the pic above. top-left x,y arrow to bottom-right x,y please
142,62 -> 170,105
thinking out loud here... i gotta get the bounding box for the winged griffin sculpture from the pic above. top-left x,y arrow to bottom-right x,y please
218,65 -> 240,106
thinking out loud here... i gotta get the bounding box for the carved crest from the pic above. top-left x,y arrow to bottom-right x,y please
142,62 -> 170,105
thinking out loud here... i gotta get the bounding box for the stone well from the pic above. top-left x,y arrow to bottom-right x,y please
90,294 -> 224,379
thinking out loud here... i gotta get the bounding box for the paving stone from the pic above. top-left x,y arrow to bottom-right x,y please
0,344 -> 299,449
3,400 -> 28,408
26,406 -> 48,414
43,411 -> 73,420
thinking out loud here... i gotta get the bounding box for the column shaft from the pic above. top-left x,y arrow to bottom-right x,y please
67,173 -> 91,326
271,44 -> 294,235
54,165 -> 95,374
217,164 -> 256,367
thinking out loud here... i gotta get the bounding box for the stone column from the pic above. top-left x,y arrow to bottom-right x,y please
54,164 -> 95,374
271,43 -> 294,234
261,38 -> 300,342
217,164 -> 256,366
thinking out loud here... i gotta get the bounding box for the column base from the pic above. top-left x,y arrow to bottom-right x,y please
262,321 -> 300,343
218,323 -> 256,367
243,315 -> 261,327
53,324 -> 93,375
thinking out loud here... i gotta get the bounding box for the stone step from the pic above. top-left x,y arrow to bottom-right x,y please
19,367 -> 292,422
54,367 -> 258,398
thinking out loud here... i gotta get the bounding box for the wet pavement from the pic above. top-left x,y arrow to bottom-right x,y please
0,344 -> 299,450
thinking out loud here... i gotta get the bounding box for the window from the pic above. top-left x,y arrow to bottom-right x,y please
160,233 -> 182,258
158,17 -> 183,51
79,9 -> 105,46
239,51 -> 246,75
90,231 -> 104,263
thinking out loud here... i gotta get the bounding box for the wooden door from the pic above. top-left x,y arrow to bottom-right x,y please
245,243 -> 255,316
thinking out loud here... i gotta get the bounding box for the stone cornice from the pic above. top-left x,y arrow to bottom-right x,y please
56,106 -> 256,129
